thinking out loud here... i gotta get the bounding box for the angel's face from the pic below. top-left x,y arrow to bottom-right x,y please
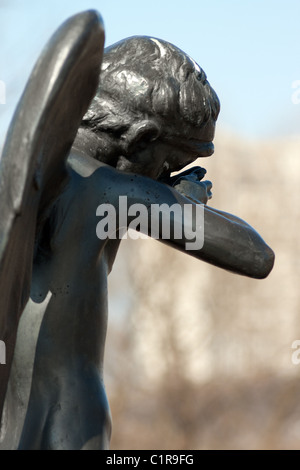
115,138 -> 214,180
160,117 -> 216,176
75,105 -> 216,181
114,116 -> 216,180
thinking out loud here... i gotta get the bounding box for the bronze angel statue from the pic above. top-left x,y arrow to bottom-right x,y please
0,11 -> 274,449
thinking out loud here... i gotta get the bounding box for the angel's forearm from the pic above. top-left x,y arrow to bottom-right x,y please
200,205 -> 274,278
205,205 -> 254,228
96,166 -> 274,279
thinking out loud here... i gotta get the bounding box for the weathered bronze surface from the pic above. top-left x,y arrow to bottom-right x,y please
0,11 -> 274,449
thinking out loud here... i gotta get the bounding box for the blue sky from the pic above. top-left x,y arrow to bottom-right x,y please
0,0 -> 299,143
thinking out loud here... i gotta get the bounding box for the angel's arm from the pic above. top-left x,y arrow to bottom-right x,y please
89,163 -> 274,279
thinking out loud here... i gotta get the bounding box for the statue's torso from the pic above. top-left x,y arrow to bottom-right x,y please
0,153 -> 119,449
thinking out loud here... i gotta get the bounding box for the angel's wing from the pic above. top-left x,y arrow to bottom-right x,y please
0,10 -> 104,421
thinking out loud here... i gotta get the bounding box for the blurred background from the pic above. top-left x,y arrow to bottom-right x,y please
1,0 -> 300,449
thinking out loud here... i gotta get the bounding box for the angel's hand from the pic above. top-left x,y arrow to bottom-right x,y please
159,166 -> 212,204
159,166 -> 207,187
173,178 -> 212,204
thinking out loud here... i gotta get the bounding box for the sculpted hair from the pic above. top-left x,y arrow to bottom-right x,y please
81,36 -> 220,139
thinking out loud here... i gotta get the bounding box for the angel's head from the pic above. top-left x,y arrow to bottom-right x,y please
76,36 -> 220,179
